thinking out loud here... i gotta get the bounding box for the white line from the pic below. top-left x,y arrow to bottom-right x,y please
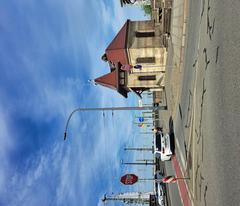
175,135 -> 186,171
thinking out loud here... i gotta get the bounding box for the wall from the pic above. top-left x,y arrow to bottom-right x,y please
127,72 -> 165,88
125,20 -> 167,89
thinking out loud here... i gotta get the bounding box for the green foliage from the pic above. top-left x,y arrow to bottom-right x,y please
141,5 -> 152,16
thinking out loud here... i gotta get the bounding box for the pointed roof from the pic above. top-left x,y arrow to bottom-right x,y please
95,65 -> 129,98
95,69 -> 118,91
105,20 -> 129,65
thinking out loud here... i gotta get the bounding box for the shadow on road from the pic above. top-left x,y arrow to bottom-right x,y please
169,116 -> 176,155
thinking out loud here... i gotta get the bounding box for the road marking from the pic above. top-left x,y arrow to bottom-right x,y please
174,134 -> 186,170
188,0 -> 206,198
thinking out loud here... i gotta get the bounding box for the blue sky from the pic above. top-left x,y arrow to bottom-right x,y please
0,1 -> 154,205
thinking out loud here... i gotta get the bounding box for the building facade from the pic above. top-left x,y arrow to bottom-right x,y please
95,20 -> 167,98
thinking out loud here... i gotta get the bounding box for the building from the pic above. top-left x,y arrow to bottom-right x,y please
94,19 -> 167,98
151,0 -> 172,38
119,0 -> 172,45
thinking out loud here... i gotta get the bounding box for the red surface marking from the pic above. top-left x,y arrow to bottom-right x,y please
172,155 -> 192,206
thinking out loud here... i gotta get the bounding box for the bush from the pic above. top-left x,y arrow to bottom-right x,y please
141,5 -> 152,16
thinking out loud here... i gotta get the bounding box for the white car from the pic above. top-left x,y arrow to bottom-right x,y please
156,182 -> 165,206
155,171 -> 165,206
155,132 -> 172,161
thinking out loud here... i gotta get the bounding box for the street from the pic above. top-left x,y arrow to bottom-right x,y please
162,0 -> 240,205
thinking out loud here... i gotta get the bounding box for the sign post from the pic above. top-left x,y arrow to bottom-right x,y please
120,174 -> 139,185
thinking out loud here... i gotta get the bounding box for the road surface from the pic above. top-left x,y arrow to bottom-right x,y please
163,0 -> 240,205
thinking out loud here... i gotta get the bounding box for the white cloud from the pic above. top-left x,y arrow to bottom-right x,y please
0,106 -> 15,195
0,110 -> 135,205
0,0 -> 147,205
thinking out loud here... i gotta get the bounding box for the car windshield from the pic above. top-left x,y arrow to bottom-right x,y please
155,133 -> 161,150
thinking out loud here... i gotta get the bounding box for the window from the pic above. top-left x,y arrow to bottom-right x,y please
135,31 -> 155,38
138,75 -> 156,81
120,79 -> 125,85
136,57 -> 156,64
119,71 -> 125,86
120,72 -> 125,78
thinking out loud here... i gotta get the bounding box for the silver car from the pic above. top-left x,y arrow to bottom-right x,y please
155,171 -> 165,206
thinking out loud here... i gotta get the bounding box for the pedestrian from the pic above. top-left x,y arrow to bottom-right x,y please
152,127 -> 163,133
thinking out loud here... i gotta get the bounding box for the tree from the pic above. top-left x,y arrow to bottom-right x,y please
141,5 -> 152,16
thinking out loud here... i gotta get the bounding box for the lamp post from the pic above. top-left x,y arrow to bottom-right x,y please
64,105 -> 167,140
120,0 -> 136,7
121,160 -> 156,166
124,146 -> 154,153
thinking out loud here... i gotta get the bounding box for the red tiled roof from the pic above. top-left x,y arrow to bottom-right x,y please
94,69 -> 118,91
106,20 -> 129,65
94,64 -> 129,98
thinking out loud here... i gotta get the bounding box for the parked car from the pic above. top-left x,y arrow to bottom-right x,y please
156,182 -> 165,206
155,132 -> 172,161
155,170 -> 165,206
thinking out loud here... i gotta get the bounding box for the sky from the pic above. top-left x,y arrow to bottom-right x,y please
0,0 -> 154,206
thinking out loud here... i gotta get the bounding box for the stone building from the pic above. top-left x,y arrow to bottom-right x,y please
120,0 -> 172,42
94,19 -> 167,98
151,0 -> 172,37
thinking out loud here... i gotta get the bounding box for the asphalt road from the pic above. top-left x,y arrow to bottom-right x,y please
171,0 -> 240,205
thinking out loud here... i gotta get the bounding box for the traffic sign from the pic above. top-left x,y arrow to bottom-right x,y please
134,64 -> 142,69
120,174 -> 138,185
139,117 -> 144,122
138,123 -> 145,128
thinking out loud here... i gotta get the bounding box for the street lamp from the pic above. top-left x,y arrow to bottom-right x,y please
63,105 -> 167,140
120,0 -> 137,7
